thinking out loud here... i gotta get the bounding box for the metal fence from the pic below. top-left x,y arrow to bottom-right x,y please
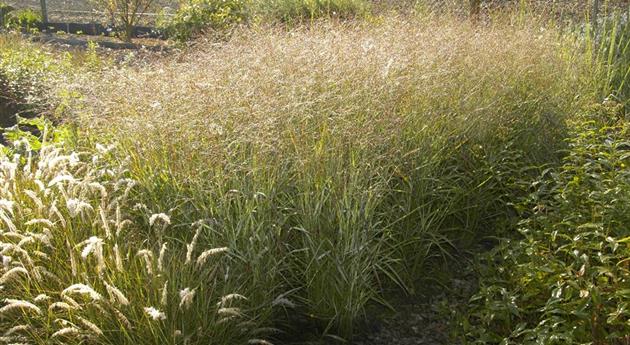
3,0 -> 177,24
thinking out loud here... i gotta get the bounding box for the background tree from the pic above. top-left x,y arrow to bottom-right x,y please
92,0 -> 156,42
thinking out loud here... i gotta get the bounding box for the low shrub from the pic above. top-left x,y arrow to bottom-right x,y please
0,2 -> 14,26
459,102 -> 630,344
160,0 -> 248,41
4,8 -> 42,32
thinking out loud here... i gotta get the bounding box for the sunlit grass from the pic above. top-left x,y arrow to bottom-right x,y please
1,7 -> 628,343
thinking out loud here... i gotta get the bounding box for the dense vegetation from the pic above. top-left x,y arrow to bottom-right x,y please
0,1 -> 629,344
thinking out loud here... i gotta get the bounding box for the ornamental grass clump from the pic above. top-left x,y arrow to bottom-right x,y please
0,118 -> 277,344
66,14 -> 595,338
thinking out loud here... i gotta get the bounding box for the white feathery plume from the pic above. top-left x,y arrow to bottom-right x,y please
218,293 -> 247,307
4,324 -> 30,336
0,199 -> 15,216
66,198 -> 94,218
78,236 -> 106,273
34,179 -> 46,192
49,200 -> 67,228
248,340 -> 274,345
61,295 -> 83,310
1,255 -> 11,270
185,226 -> 203,265
178,287 -> 196,309
89,182 -> 108,201
149,213 -> 170,228
98,206 -> 111,238
217,307 -> 242,317
62,283 -> 102,301
113,244 -> 124,272
104,282 -> 129,306
67,241 -> 77,277
17,236 -> 35,248
48,174 -> 76,187
48,302 -> 77,312
272,296 -> 296,308
113,308 -> 131,329
196,247 -> 229,267
144,307 -> 166,321
25,218 -> 55,227
0,299 -> 42,316
33,294 -> 50,302
161,280 -> 169,306
32,266 -> 60,283
158,243 -> 167,272
0,209 -> 17,232
77,316 -> 103,336
51,327 -> 81,338
0,266 -> 29,285
24,190 -> 44,211
136,249 -> 154,275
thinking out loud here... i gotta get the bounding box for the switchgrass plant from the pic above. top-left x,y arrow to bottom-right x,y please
58,15 -> 597,339
586,7 -> 630,110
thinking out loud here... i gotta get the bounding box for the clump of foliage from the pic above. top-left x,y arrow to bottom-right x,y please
253,0 -> 369,23
160,0 -> 248,41
67,17 -> 589,340
459,102 -> 630,344
0,37 -> 71,114
0,2 -> 14,26
0,117 -> 279,344
4,8 -> 42,32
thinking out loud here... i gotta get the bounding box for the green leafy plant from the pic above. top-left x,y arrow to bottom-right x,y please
0,2 -> 14,27
160,0 -> 247,41
4,8 -> 42,32
460,102 -> 630,344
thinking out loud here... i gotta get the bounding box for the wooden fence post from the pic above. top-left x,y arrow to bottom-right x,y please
40,0 -> 48,23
